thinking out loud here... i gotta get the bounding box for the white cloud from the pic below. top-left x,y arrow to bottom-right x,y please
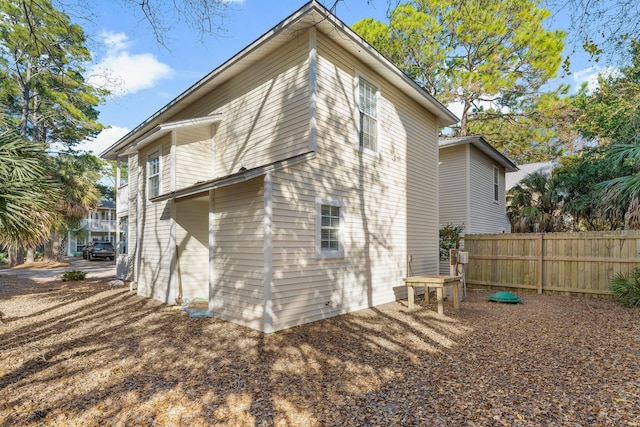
76,126 -> 130,155
88,32 -> 174,96
571,66 -> 620,93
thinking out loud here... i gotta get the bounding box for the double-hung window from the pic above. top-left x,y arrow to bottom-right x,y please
148,151 -> 160,200
321,205 -> 340,251
358,77 -> 378,152
316,197 -> 344,258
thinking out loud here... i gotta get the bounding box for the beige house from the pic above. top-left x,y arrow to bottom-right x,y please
101,1 -> 457,333
438,136 -> 518,236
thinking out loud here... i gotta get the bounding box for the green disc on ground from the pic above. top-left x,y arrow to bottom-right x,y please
487,291 -> 522,303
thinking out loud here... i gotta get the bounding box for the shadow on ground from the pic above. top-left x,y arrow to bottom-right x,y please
1,276 -> 638,426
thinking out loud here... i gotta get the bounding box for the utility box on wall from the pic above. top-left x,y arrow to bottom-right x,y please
456,250 -> 469,265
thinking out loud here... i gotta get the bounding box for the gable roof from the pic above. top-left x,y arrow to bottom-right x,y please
101,0 -> 458,160
98,199 -> 116,209
505,161 -> 553,190
439,136 -> 518,172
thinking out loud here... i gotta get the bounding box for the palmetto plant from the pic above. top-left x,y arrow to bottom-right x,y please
507,172 -> 565,232
0,130 -> 59,249
609,267 -> 640,307
598,144 -> 640,229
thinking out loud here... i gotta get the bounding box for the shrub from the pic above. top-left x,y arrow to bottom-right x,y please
0,252 -> 8,265
609,267 -> 640,308
439,223 -> 465,261
61,270 -> 87,281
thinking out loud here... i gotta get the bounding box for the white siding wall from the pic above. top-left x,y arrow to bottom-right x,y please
404,96 -> 439,281
124,26 -> 443,331
212,178 -> 265,331
169,32 -> 311,178
175,197 -> 209,299
130,31 -> 312,311
439,145 -> 469,230
136,137 -> 173,303
175,127 -> 213,190
268,32 -> 438,331
469,146 -> 510,233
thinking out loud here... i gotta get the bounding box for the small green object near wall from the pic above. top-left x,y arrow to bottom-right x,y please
487,291 -> 522,303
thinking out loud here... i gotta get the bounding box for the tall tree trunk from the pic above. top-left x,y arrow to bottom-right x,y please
43,235 -> 53,262
8,247 -> 18,267
459,100 -> 472,136
20,65 -> 31,139
52,231 -> 60,262
26,248 -> 35,263
58,235 -> 68,261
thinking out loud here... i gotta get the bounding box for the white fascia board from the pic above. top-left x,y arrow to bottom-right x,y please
120,114 -> 223,155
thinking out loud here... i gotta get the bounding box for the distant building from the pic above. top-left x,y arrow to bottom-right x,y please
66,200 -> 118,255
439,136 -> 518,235
505,162 -> 553,192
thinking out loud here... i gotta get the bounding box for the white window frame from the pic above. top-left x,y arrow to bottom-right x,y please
493,165 -> 500,203
147,150 -> 161,202
355,74 -> 379,154
315,197 -> 344,259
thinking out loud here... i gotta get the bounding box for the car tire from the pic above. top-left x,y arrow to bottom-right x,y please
109,256 -> 114,261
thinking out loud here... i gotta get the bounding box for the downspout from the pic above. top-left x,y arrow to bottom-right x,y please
169,130 -> 178,304
263,172 -> 274,333
208,189 -> 215,317
115,160 -> 121,275
134,160 -> 143,291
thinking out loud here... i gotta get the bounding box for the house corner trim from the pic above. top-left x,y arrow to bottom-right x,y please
309,26 -> 317,152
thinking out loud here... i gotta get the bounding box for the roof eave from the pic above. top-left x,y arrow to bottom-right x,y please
440,136 -> 518,172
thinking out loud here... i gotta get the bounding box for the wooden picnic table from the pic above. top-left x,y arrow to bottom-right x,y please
403,275 -> 461,314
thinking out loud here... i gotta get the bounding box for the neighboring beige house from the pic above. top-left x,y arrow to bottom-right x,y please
101,1 -> 457,333
439,136 -> 518,236
505,161 -> 553,192
66,200 -> 117,256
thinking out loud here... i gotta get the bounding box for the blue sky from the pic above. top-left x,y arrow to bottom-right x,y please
74,0 -> 607,155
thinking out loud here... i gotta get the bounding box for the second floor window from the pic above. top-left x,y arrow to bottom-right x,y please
148,151 -> 160,200
358,77 -> 378,152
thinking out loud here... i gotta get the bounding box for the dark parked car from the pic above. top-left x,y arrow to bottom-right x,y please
82,241 -> 115,261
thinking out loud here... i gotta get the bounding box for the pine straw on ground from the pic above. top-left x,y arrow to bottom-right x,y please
1,274 -> 639,427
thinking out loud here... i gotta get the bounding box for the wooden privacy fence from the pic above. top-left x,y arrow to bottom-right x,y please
464,231 -> 640,296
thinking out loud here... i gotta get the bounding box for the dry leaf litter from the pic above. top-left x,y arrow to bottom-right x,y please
1,271 -> 639,426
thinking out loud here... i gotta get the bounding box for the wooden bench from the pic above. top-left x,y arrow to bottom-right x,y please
403,275 -> 461,314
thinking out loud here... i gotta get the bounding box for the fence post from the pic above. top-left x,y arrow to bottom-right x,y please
537,233 -> 543,294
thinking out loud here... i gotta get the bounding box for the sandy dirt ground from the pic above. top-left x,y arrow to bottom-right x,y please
0,264 -> 639,426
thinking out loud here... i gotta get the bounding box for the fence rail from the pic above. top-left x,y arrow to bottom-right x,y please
464,231 -> 640,296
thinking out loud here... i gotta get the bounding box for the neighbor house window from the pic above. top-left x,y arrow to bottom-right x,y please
147,151 -> 160,200
493,166 -> 499,202
315,197 -> 344,258
357,76 -> 378,152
